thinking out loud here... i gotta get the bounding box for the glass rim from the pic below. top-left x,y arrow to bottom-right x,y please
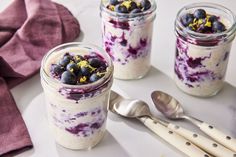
40,42 -> 114,89
100,0 -> 157,19
175,2 -> 236,40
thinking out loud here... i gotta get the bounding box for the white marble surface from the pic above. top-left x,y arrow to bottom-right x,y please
1,0 -> 236,157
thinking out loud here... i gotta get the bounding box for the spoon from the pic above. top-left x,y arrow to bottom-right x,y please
151,90 -> 236,154
109,91 -> 211,157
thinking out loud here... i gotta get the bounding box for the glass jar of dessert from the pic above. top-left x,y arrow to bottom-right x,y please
40,42 -> 113,149
174,3 -> 236,97
100,0 -> 156,80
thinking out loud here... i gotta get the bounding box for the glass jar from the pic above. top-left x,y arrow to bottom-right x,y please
100,0 -> 156,80
40,42 -> 113,149
174,3 -> 236,97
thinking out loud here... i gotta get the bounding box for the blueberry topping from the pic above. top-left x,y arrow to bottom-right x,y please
181,8 -> 227,34
209,15 -> 218,23
130,1 -> 138,11
107,0 -> 152,13
98,61 -> 107,70
109,0 -> 119,5
181,13 -> 194,27
61,71 -> 77,85
140,0 -> 151,11
193,9 -> 206,19
59,56 -> 71,67
88,58 -> 102,68
74,55 -> 84,63
115,4 -> 128,13
81,66 -> 91,76
50,52 -> 108,85
89,73 -> 101,82
212,21 -> 226,33
66,63 -> 79,74
51,64 -> 64,76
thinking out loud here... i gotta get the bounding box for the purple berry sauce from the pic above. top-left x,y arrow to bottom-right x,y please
109,20 -> 130,30
103,30 -> 150,65
58,75 -> 111,102
52,106 -> 106,137
174,38 -> 226,88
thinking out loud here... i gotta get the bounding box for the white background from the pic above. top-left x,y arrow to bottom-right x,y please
1,0 -> 236,157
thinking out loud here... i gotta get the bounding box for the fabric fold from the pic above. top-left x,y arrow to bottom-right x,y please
0,0 -> 80,155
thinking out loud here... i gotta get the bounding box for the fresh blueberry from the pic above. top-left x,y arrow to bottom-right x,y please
51,64 -> 64,76
99,60 -> 107,70
140,0 -> 151,11
193,9 -> 206,19
130,8 -> 141,14
109,0 -> 119,5
66,63 -> 79,74
115,4 -> 128,13
181,13 -> 194,27
81,66 -> 91,76
89,73 -> 101,82
130,1 -> 138,11
96,63 -> 107,72
59,55 -> 71,67
60,71 -> 77,85
88,58 -> 103,68
208,15 -> 218,23
212,21 -> 226,32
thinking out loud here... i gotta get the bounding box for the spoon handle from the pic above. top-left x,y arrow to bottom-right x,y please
168,123 -> 236,157
199,122 -> 236,152
138,117 -> 212,157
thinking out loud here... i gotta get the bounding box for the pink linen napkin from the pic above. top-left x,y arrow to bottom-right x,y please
0,0 -> 80,155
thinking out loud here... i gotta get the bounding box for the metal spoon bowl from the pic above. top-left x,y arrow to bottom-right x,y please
151,90 -> 236,153
113,99 -> 153,119
110,91 -> 159,121
109,91 -> 212,157
151,91 -> 184,119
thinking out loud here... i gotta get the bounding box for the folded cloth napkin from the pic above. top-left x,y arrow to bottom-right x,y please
0,0 -> 80,155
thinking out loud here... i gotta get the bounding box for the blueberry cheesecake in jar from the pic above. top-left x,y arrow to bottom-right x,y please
174,3 -> 236,97
100,0 -> 156,79
40,43 -> 113,149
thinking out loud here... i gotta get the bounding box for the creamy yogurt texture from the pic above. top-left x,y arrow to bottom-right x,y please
44,89 -> 109,150
101,0 -> 156,79
174,37 -> 232,97
41,46 -> 112,149
102,20 -> 153,79
174,8 -> 234,97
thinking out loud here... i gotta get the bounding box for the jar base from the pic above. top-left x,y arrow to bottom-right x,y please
175,82 -> 224,98
54,130 -> 106,150
114,67 -> 150,80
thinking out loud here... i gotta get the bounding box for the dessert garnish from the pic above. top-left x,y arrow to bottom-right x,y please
50,53 -> 108,85
107,0 -> 151,13
181,9 -> 226,33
